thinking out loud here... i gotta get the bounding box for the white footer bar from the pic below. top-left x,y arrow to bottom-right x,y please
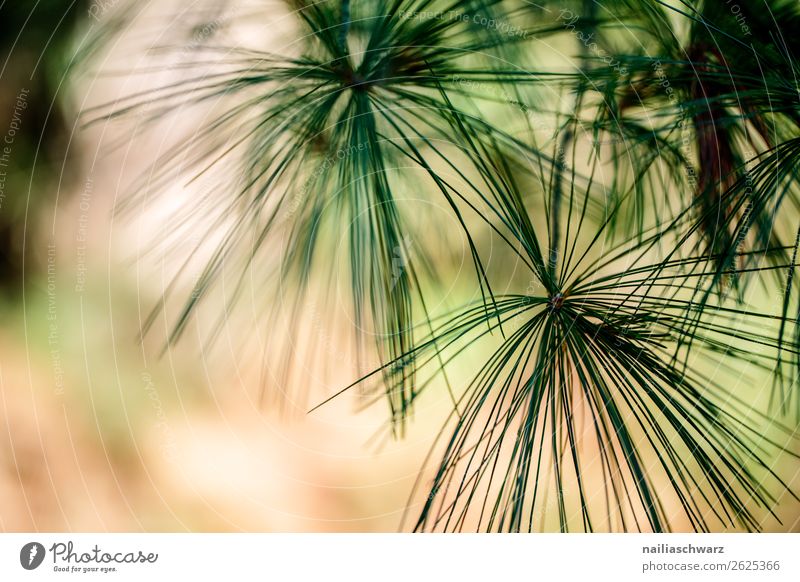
1,533 -> 797,581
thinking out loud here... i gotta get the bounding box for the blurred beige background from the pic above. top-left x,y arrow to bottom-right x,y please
1,0 -> 799,533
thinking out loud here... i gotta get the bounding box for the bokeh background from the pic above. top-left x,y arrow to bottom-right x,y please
0,0 -> 471,532
1,0 -> 799,532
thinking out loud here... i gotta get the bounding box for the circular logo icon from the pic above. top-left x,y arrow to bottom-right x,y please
20,542 -> 46,570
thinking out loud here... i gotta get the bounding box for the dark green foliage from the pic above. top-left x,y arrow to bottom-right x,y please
80,0 -> 800,531
0,0 -> 87,292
